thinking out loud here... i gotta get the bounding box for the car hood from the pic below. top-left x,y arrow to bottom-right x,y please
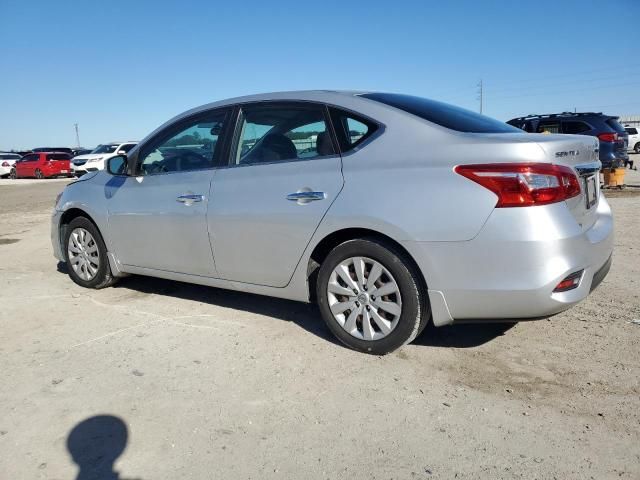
72,154 -> 109,161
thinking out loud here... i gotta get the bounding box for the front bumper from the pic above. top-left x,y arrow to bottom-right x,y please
0,165 -> 12,176
51,210 -> 64,261
404,195 -> 614,326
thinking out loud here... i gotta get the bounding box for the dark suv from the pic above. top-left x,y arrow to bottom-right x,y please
507,112 -> 629,169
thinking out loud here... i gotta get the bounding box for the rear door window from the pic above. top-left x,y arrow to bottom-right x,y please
233,103 -> 335,165
536,121 -> 560,134
562,121 -> 591,134
360,93 -> 519,133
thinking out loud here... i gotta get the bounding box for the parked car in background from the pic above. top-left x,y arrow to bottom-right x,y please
71,142 -> 137,176
0,152 -> 22,178
32,147 -> 74,155
624,126 -> 640,154
507,112 -> 629,169
12,152 -> 73,179
51,91 -> 613,354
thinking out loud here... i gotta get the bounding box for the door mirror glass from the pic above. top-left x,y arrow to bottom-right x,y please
106,155 -> 128,175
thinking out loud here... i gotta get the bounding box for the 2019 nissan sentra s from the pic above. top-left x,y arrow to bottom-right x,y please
51,91 -> 613,354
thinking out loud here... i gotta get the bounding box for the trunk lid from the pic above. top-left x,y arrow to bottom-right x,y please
532,134 -> 601,231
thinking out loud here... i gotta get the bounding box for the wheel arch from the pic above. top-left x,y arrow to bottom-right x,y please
306,227 -> 428,302
59,208 -> 104,254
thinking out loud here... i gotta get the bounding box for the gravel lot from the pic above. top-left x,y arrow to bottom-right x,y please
0,180 -> 638,479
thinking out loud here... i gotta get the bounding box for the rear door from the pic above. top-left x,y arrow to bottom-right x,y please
207,102 -> 343,287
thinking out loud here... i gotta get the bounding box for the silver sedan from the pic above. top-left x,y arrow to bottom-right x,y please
51,91 -> 613,354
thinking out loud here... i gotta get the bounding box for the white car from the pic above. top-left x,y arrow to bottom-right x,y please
624,126 -> 640,154
71,142 -> 137,176
0,152 -> 22,178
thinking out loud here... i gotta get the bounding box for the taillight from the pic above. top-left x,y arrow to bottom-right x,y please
597,132 -> 618,142
455,163 -> 581,207
1,161 -> 9,167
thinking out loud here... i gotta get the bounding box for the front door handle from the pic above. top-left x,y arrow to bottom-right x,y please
177,194 -> 204,205
286,191 -> 326,204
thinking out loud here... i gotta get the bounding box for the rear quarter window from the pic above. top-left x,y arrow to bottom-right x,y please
361,93 -> 519,133
329,107 -> 379,152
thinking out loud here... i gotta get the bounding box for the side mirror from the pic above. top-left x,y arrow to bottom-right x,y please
106,155 -> 128,176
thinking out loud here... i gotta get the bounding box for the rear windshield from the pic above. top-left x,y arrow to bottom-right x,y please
92,144 -> 119,154
606,118 -> 626,134
47,153 -> 71,160
360,93 -> 519,133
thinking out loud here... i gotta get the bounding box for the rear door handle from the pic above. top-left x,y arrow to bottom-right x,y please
286,191 -> 326,204
177,194 -> 204,204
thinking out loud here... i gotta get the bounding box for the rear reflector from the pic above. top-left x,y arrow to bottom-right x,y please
455,163 -> 581,207
597,132 -> 618,143
553,270 -> 584,292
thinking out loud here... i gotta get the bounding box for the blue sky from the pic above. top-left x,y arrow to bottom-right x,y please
1,0 -> 639,150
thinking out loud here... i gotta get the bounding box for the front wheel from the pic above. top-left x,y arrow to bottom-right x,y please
9,169 -> 17,179
35,169 -> 44,179
64,217 -> 117,289
634,143 -> 640,154
316,238 -> 429,354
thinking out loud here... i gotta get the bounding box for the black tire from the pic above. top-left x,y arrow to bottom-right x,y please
9,168 -> 17,179
35,169 -> 44,179
634,143 -> 640,154
63,217 -> 117,289
316,237 -> 429,355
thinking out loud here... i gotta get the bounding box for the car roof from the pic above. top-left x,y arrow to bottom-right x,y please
509,112 -> 615,122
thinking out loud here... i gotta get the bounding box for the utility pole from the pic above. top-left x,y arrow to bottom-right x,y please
74,123 -> 80,148
477,79 -> 483,114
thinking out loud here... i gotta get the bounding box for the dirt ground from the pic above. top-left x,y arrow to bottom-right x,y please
0,180 -> 638,479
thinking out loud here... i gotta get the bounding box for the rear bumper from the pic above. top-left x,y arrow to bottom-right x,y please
404,195 -> 614,326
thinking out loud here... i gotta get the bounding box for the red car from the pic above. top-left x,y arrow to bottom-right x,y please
11,152 -> 73,179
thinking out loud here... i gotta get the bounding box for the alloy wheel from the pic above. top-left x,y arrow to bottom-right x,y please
67,227 -> 100,281
326,256 -> 402,341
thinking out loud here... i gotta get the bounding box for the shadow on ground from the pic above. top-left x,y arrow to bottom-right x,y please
58,262 -> 513,350
115,274 -> 339,345
67,415 -> 136,480
414,322 -> 515,348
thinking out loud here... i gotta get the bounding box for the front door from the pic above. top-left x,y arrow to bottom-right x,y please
16,153 -> 38,177
107,108 -> 230,276
208,102 -> 343,287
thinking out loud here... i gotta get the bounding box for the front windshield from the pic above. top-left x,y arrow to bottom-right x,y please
92,144 -> 119,154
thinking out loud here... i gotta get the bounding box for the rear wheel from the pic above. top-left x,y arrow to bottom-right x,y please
64,217 -> 117,289
316,238 -> 429,354
634,142 -> 640,154
35,169 -> 44,179
9,168 -> 17,179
